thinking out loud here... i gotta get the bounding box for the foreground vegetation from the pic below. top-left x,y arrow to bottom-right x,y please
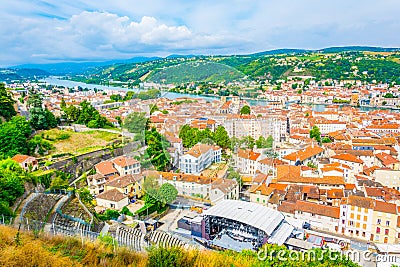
0,225 -> 358,267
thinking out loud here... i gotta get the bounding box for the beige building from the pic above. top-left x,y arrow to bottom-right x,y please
96,189 -> 129,210
105,174 -> 144,199
371,201 -> 398,244
112,156 -> 141,176
374,168 -> 400,191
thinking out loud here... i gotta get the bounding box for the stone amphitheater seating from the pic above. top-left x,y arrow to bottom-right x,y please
147,230 -> 186,248
113,224 -> 143,251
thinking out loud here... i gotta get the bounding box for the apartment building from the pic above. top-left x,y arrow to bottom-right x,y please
223,114 -> 286,142
179,143 -> 221,174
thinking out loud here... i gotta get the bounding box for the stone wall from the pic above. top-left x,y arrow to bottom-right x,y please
48,141 -> 142,182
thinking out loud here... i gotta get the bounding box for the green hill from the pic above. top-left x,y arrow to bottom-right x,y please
147,61 -> 246,84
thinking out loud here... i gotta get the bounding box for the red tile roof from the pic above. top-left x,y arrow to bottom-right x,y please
331,153 -> 364,164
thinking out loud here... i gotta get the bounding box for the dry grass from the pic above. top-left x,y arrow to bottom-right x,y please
0,225 -> 147,267
0,225 -> 359,267
42,129 -> 121,156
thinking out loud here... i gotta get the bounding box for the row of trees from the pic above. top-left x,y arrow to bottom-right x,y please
179,125 -> 231,149
179,124 -> 273,150
61,99 -> 111,128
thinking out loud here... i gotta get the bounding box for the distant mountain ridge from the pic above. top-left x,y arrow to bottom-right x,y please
11,56 -> 161,75
1,46 -> 400,82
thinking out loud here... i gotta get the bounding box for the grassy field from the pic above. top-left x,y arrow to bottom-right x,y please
41,129 -> 121,156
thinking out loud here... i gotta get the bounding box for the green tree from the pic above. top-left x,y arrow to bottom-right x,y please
240,136 -> 255,150
322,136 -> 332,143
0,83 -> 17,121
145,128 -> 171,171
256,136 -> 266,148
158,183 -> 178,204
266,135 -> 274,148
0,116 -> 32,157
64,105 -> 80,122
213,126 -> 230,149
309,125 -> 321,143
28,90 -> 56,130
124,112 -> 148,133
240,105 -> 251,115
227,168 -> 242,188
28,135 -> 53,156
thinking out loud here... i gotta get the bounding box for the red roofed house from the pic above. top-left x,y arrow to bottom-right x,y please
331,153 -> 364,179
233,148 -> 261,175
374,152 -> 400,170
282,144 -> 324,166
11,154 -> 38,171
95,161 -> 119,177
112,156 -> 141,176
96,188 -> 129,210
293,200 -> 340,233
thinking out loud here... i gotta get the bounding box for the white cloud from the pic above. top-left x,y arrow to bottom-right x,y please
0,0 -> 400,65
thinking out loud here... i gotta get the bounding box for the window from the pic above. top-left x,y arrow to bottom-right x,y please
257,197 -> 260,202
350,213 -> 354,219
351,206 -> 355,211
357,207 -> 361,212
363,224 -> 366,230
357,214 -> 361,220
356,222 -> 360,228
376,227 -> 380,234
386,221 -> 390,227
385,229 -> 389,235
377,219 -> 381,225
364,216 -> 368,222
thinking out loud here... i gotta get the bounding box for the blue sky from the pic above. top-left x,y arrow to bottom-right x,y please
1,0 -> 400,66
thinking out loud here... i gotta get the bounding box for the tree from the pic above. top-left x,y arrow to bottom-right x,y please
145,128 -> 171,171
228,168 -> 242,188
240,105 -> 251,115
256,136 -> 266,148
0,83 -> 16,121
322,136 -> 332,143
266,135 -> 274,148
240,136 -> 255,150
0,116 -> 32,157
124,112 -> 148,133
158,183 -> 178,204
309,126 -> 321,143
28,135 -> 53,156
60,98 -> 66,110
214,126 -> 230,149
64,105 -> 80,122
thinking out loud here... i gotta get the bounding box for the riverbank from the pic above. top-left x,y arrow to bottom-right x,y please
41,77 -> 400,112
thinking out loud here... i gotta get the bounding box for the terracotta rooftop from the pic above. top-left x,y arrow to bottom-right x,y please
237,148 -> 261,161
375,152 -> 399,167
249,183 -> 274,196
295,200 -> 340,219
112,156 -> 139,168
374,200 -> 397,214
347,195 -> 375,209
96,188 -> 127,202
95,161 -> 118,176
106,174 -> 143,188
283,145 -> 324,162
11,154 -> 35,163
331,153 -> 364,164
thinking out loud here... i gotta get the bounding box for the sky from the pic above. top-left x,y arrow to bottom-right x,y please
1,0 -> 400,66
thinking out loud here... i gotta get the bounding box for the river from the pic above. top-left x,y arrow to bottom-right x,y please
41,77 -> 394,112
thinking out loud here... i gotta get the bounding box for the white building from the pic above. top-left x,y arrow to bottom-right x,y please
96,188 -> 129,210
179,143 -> 221,174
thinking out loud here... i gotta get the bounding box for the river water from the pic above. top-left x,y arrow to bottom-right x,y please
42,77 -> 392,112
